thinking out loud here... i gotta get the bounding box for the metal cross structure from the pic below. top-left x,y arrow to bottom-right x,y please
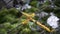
21,12 -> 55,32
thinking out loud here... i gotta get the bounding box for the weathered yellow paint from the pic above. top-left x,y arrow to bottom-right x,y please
21,12 -> 55,32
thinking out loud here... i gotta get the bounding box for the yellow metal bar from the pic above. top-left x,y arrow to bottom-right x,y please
30,18 -> 54,32
21,12 -> 54,32
22,18 -> 30,25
